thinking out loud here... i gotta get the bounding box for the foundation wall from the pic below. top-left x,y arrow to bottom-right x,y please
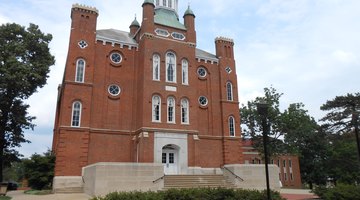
82,162 -> 164,196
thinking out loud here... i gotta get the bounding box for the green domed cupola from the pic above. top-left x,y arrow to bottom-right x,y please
184,5 -> 195,17
130,16 -> 140,27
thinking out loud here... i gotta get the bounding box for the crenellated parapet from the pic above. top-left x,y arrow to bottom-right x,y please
215,37 -> 234,46
72,3 -> 99,15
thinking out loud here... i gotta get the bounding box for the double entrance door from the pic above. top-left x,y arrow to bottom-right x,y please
162,149 -> 178,174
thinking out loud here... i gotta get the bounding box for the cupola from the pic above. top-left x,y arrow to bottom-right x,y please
154,0 -> 179,14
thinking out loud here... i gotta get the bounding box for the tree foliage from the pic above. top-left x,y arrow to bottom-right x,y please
240,87 -> 328,187
0,23 -> 55,181
23,150 -> 55,190
320,93 -> 360,134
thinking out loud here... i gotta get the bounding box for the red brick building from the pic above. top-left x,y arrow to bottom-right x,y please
242,140 -> 302,188
52,0 -> 244,182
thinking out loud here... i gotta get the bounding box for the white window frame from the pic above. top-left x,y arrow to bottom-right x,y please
152,95 -> 161,122
229,116 -> 235,137
226,82 -> 233,101
167,97 -> 175,123
166,52 -> 176,83
181,98 -> 189,124
153,54 -> 160,81
75,59 -> 85,83
182,59 -> 188,85
71,101 -> 82,127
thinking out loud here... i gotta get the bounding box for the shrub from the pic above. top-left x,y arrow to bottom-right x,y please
91,188 -> 286,200
313,184 -> 360,200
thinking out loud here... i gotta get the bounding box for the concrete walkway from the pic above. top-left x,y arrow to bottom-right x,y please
280,189 -> 319,200
6,190 -> 91,200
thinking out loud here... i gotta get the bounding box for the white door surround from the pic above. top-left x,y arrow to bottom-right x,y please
154,132 -> 188,174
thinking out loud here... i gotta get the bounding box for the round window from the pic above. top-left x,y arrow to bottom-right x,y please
110,52 -> 122,64
108,84 -> 121,96
197,67 -> 207,77
198,96 -> 208,106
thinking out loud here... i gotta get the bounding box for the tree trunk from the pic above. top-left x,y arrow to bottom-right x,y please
309,182 -> 313,190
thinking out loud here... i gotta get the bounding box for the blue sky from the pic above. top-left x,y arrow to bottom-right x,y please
1,0 -> 359,157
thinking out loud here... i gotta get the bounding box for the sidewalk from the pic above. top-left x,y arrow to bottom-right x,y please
280,189 -> 319,200
6,190 -> 91,200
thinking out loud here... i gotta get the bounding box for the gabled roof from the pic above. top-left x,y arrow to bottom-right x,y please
196,48 -> 218,62
96,29 -> 137,45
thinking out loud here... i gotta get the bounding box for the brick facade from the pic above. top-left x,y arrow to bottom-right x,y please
52,1 -> 243,177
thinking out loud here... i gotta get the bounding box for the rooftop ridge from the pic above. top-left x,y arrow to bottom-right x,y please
72,3 -> 99,14
215,36 -> 234,43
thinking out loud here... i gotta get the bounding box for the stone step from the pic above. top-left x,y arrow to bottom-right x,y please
54,187 -> 84,193
164,175 -> 235,189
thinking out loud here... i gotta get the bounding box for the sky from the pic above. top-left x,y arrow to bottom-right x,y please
0,0 -> 359,157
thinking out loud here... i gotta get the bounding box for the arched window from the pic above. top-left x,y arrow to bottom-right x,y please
181,98 -> 189,124
75,59 -> 85,83
229,116 -> 235,137
182,59 -> 188,85
166,52 -> 176,83
71,101 -> 82,127
226,82 -> 233,101
167,97 -> 175,123
153,54 -> 160,81
152,95 -> 161,122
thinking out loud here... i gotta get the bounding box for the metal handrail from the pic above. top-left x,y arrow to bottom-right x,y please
153,174 -> 165,183
222,166 -> 244,181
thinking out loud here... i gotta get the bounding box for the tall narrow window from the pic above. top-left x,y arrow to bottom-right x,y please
155,0 -> 159,6
181,98 -> 189,124
166,52 -> 176,83
153,54 -> 160,81
168,0 -> 172,8
229,116 -> 235,137
75,59 -> 85,83
152,95 -> 161,122
163,0 -> 167,7
182,59 -> 188,85
226,82 -> 233,101
167,97 -> 175,123
71,101 -> 82,127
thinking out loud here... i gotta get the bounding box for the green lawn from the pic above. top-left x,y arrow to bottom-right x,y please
0,196 -> 12,200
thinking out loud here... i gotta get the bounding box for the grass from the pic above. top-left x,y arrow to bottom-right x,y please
0,196 -> 12,200
24,189 -> 52,195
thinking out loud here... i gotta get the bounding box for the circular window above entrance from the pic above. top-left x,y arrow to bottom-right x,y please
108,84 -> 121,96
110,52 -> 122,64
197,67 -> 207,78
198,96 -> 208,107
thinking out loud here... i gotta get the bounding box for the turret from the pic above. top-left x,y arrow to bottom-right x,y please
70,4 -> 98,35
141,0 -> 155,33
215,37 -> 234,59
129,16 -> 140,36
183,5 -> 196,44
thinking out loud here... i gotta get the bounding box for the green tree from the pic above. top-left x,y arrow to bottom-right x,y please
23,150 -> 55,190
281,103 -> 329,188
240,87 -> 287,156
0,23 -> 55,181
241,87 -> 330,188
320,93 -> 360,167
327,133 -> 360,184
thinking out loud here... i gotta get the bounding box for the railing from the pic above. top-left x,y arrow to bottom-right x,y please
221,166 -> 244,182
153,174 -> 165,183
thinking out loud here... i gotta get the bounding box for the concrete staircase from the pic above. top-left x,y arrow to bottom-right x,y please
164,175 -> 236,189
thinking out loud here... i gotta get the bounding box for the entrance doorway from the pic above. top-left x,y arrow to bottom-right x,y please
162,144 -> 179,174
